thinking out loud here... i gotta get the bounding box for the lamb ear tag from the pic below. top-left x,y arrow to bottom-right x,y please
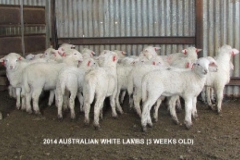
152,61 -> 156,65
18,57 -> 22,60
87,60 -> 91,66
196,49 -> 198,53
113,55 -> 117,62
186,62 -> 190,68
184,49 -> 187,55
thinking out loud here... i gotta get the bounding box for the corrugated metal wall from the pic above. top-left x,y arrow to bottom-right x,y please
203,0 -> 240,97
55,0 -> 196,56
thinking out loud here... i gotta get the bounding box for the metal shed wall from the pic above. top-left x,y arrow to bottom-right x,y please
55,0 -> 196,55
203,0 -> 240,97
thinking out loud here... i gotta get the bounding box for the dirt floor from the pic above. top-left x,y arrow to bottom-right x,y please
0,90 -> 240,160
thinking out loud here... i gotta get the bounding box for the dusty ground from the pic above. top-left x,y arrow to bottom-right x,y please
0,90 -> 240,160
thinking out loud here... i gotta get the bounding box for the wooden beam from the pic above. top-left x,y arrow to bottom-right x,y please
195,0 -> 203,57
227,78 -> 240,86
58,37 -> 195,45
50,0 -> 58,49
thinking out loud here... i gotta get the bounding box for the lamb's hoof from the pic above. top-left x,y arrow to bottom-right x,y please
153,118 -> 158,123
26,109 -> 33,114
93,124 -> 100,130
84,119 -> 90,126
21,106 -> 26,111
193,113 -> 199,120
172,119 -> 180,125
184,121 -> 192,130
70,115 -> 76,120
208,104 -> 216,110
147,123 -> 153,128
35,111 -> 42,115
141,126 -> 147,132
112,114 -> 118,119
16,105 -> 21,110
57,116 -> 63,121
217,109 -> 222,115
118,110 -> 124,115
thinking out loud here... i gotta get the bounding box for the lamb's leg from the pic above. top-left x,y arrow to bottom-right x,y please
141,94 -> 159,132
69,91 -> 77,120
21,88 -> 26,111
120,90 -> 126,104
169,95 -> 180,124
16,88 -> 21,109
83,102 -> 91,125
207,87 -> 215,110
192,97 -> 198,119
133,90 -> 142,118
116,88 -> 124,114
25,91 -> 32,114
63,90 -> 69,111
93,97 -> 105,129
57,93 -> 63,119
176,96 -> 182,111
216,88 -> 224,114
32,88 -> 42,115
110,95 -> 118,118
48,90 -> 55,106
153,96 -> 164,122
184,97 -> 193,129
77,92 -> 84,112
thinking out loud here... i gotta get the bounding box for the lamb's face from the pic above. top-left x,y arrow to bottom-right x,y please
98,50 -> 118,67
66,49 -> 83,63
82,48 -> 95,58
193,57 -> 217,76
218,45 -> 239,58
43,48 -> 56,58
182,47 -> 202,59
141,46 -> 160,60
0,53 -> 24,71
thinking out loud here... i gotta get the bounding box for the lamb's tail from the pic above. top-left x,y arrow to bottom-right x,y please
83,77 -> 96,104
127,73 -> 134,95
141,77 -> 148,102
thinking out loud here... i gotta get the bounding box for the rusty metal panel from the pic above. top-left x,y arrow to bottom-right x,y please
0,36 -> 22,56
24,34 -> 46,53
0,5 -> 21,25
203,0 -> 240,97
23,7 -> 45,24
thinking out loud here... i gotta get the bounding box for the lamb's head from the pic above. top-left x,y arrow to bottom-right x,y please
141,46 -> 161,60
151,56 -> 167,67
0,53 -> 24,71
57,43 -> 76,56
182,47 -> 202,59
113,50 -> 126,59
82,48 -> 95,59
80,58 -> 98,70
218,45 -> 239,58
98,50 -> 118,67
192,57 -> 218,76
42,47 -> 57,58
65,49 -> 83,65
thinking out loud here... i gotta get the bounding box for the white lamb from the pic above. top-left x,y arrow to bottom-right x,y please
22,49 -> 83,114
140,57 -> 218,131
0,53 -> 47,109
83,50 -> 118,129
56,58 -> 97,119
204,45 -> 239,113
127,55 -> 167,117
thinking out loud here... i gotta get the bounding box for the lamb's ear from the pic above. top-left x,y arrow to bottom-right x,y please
182,49 -> 187,55
196,48 -> 202,53
154,47 -> 161,51
231,48 -> 239,56
206,57 -> 218,72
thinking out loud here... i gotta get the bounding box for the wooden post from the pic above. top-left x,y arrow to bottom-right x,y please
51,0 -> 58,49
195,0 -> 203,57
